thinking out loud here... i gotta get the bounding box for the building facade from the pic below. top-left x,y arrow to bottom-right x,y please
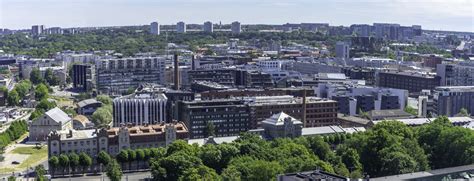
178,99 -> 251,139
437,63 -> 474,86
150,22 -> 160,35
434,86 -> 474,117
112,91 -> 167,126
29,108 -> 73,142
335,41 -> 350,59
47,122 -> 188,158
247,96 -> 338,128
96,57 -> 166,95
231,21 -> 241,34
377,71 -> 441,93
203,21 -> 213,33
72,64 -> 95,91
177,22 -> 186,33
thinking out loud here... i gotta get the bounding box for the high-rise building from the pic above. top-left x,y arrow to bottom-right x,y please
96,57 -> 166,95
177,21 -> 186,33
31,25 -> 44,36
150,22 -> 160,35
335,41 -> 350,59
203,21 -> 213,33
231,21 -> 241,34
113,90 -> 168,126
350,24 -> 371,37
72,64 -> 95,92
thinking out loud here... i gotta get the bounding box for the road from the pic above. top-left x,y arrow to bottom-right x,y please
52,171 -> 152,181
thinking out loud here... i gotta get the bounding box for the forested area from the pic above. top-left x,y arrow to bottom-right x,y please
52,116 -> 474,181
0,28 -> 336,58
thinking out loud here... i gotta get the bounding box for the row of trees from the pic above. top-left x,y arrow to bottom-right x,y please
48,152 -> 92,177
0,120 -> 28,160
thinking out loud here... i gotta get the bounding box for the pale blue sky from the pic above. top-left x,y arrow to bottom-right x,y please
1,0 -> 473,32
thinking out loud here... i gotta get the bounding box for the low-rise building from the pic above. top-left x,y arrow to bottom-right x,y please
77,99 -> 102,116
47,122 -> 189,158
29,107 -> 73,142
260,112 -> 303,140
112,90 -> 167,126
178,99 -> 251,139
72,115 -> 94,130
377,71 -> 440,93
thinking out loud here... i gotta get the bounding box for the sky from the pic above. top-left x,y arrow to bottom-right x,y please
0,0 -> 473,32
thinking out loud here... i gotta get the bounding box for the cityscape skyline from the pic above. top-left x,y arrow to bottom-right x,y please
1,0 -> 473,32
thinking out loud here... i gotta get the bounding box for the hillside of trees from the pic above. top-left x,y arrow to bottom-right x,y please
49,116 -> 474,180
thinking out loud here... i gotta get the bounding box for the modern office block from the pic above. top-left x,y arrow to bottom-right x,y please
434,86 -> 474,117
96,57 -> 166,95
377,71 -> 441,93
113,91 -> 168,126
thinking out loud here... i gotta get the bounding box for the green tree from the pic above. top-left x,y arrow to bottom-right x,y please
48,156 -> 59,177
151,152 -> 203,181
0,86 -> 8,100
7,176 -> 15,181
179,165 -> 221,181
68,153 -> 80,175
14,80 -> 32,98
136,149 -> 145,170
79,152 -> 92,174
198,144 -> 222,172
106,159 -> 123,181
35,164 -> 47,181
44,68 -> 55,86
30,68 -> 44,85
97,150 -> 111,169
7,89 -> 20,106
96,95 -> 113,105
35,83 -> 49,100
458,108 -> 470,116
91,105 -> 113,127
223,156 -> 284,181
58,154 -> 70,176
404,106 -> 418,116
116,150 -> 129,170
205,122 -> 216,137
127,149 -> 137,170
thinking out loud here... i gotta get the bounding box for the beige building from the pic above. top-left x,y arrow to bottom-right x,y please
29,107 -> 72,142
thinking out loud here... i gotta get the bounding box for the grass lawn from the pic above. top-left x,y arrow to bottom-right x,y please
0,146 -> 48,174
11,146 -> 47,155
17,147 -> 48,169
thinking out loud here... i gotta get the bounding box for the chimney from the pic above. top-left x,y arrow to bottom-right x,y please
191,55 -> 196,70
302,89 -> 307,127
174,54 -> 180,90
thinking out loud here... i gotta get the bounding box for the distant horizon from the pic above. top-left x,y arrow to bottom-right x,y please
1,0 -> 473,32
